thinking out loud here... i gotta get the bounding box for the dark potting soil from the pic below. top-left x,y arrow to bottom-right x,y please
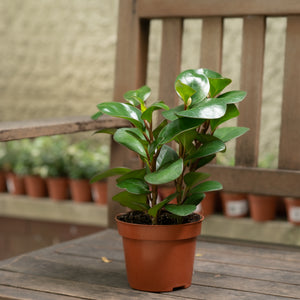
117,210 -> 201,225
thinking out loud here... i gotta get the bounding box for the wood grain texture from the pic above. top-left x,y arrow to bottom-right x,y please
136,0 -> 300,18
0,229 -> 299,299
279,16 -> 300,170
236,16 -> 266,167
200,17 -> 223,72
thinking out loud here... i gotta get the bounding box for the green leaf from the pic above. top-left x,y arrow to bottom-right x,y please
186,138 -> 225,161
177,98 -> 227,119
162,104 -> 185,121
190,180 -> 223,194
124,128 -> 149,147
156,145 -> 179,170
148,194 -> 177,217
117,169 -> 146,183
165,204 -> 196,216
90,167 -> 131,183
184,172 -> 210,187
123,85 -> 151,107
117,178 -> 150,194
184,193 -> 205,206
218,90 -> 247,104
210,104 -> 239,131
113,128 -> 147,158
214,127 -> 249,143
176,69 -> 210,103
196,154 -> 216,169
141,101 -> 169,123
175,80 -> 196,104
157,118 -> 205,145
91,111 -> 103,120
97,102 -> 144,129
145,158 -> 183,185
209,78 -> 232,97
112,191 -> 149,211
93,128 -> 117,135
153,119 -> 168,139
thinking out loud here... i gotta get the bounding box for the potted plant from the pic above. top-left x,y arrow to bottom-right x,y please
66,141 -> 99,203
284,197 -> 300,225
91,68 -> 249,292
41,136 -> 70,201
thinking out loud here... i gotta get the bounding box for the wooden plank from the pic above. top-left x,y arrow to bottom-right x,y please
0,115 -> 128,142
200,17 -> 223,72
109,0 -> 151,228
279,16 -> 300,170
158,18 -> 183,116
202,165 -> 300,197
236,16 -> 266,167
137,0 -> 300,18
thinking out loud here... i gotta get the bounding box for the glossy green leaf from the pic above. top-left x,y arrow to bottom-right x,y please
184,172 -> 210,187
196,154 -> 216,169
157,118 -> 205,145
162,104 -> 185,121
117,178 -> 150,194
217,90 -> 247,104
113,128 -> 147,158
165,204 -> 196,216
112,191 -> 149,211
145,158 -> 183,185
97,102 -> 144,129
184,193 -> 205,206
186,139 -> 225,161
214,127 -> 249,143
175,129 -> 198,154
156,145 -> 179,170
117,169 -> 146,183
190,180 -> 223,194
175,80 -> 196,103
177,98 -> 226,119
153,119 -> 168,139
209,78 -> 232,97
123,85 -> 151,107
90,167 -> 131,183
210,104 -> 239,131
176,69 -> 210,102
148,194 -> 177,217
124,128 -> 149,147
141,101 -> 169,123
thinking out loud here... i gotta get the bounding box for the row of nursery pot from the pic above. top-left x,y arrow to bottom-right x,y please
159,187 -> 300,225
0,137 -> 109,204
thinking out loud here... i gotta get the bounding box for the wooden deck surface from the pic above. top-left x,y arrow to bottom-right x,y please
0,229 -> 299,299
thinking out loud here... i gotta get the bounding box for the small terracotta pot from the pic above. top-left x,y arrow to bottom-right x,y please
221,192 -> 248,218
284,197 -> 300,225
248,194 -> 278,222
0,171 -> 7,192
46,177 -> 69,201
70,179 -> 92,202
116,214 -> 204,292
6,172 -> 26,195
91,181 -> 107,205
198,191 -> 218,216
24,175 -> 47,198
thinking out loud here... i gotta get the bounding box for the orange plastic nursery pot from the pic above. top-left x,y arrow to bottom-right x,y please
221,192 -> 248,218
199,191 -> 218,216
6,172 -> 26,195
284,197 -> 300,225
46,177 -> 69,201
248,194 -> 278,222
24,175 -> 47,198
70,179 -> 92,202
91,181 -> 107,205
115,214 -> 204,292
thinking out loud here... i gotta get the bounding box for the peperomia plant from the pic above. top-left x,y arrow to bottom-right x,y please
91,69 -> 248,224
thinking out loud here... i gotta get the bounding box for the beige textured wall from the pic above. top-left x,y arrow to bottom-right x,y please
0,1 -> 286,167
0,0 -> 119,121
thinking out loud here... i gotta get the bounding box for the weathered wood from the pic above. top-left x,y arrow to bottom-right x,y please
200,17 -> 223,72
236,16 -> 266,167
0,229 -> 299,299
202,165 -> 300,197
0,116 -> 128,142
136,0 -> 300,18
279,16 -> 300,170
158,18 -> 183,120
